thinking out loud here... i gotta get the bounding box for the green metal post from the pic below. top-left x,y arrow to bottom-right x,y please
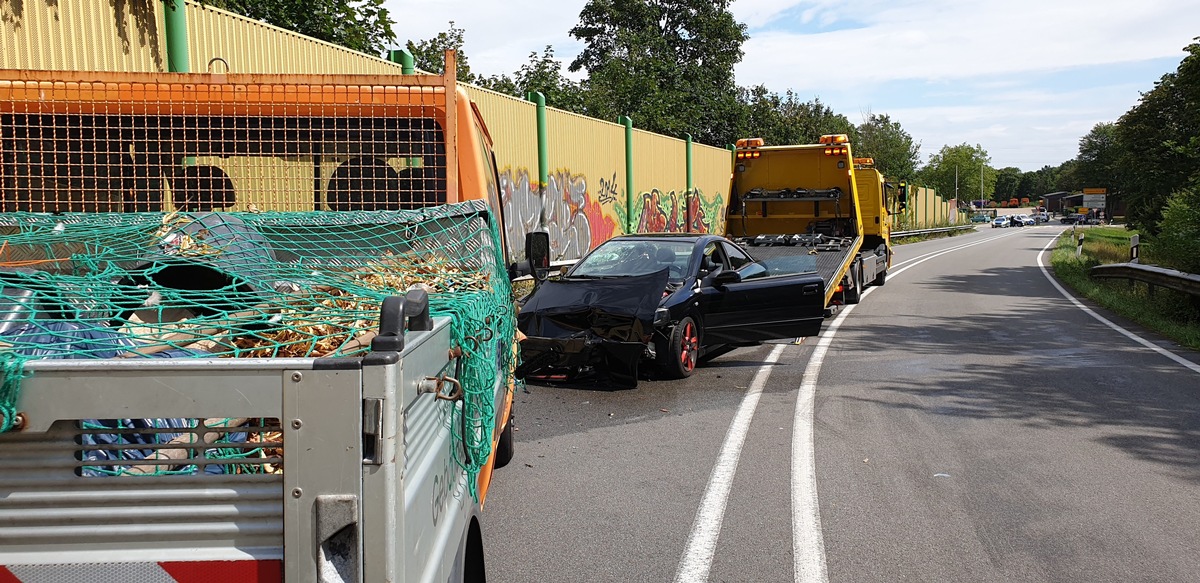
164,0 -> 189,73
528,92 -> 549,194
388,49 -> 415,74
620,116 -> 634,233
685,133 -> 693,232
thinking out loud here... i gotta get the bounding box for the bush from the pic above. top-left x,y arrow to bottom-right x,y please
1148,181 -> 1200,273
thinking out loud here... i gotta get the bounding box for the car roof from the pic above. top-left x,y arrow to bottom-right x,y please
607,233 -> 723,244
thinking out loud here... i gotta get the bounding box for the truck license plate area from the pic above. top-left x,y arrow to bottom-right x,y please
75,417 -> 283,477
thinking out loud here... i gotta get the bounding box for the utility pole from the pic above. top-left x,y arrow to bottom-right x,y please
955,165 -> 959,204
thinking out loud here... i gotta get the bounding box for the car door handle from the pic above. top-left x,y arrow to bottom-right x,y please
802,284 -> 819,296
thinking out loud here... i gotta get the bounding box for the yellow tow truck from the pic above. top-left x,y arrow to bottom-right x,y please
726,135 -> 892,313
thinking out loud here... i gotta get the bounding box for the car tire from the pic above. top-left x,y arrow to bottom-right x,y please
492,412 -> 514,469
844,262 -> 862,304
658,316 -> 700,379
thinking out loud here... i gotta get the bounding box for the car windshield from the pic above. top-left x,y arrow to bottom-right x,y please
570,240 -> 694,280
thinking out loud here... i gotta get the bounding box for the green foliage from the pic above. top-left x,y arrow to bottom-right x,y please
478,46 -> 586,113
917,143 -> 993,204
406,21 -> 478,83
1148,180 -> 1200,273
1113,40 -> 1200,232
1051,230 -> 1200,351
200,0 -> 395,56
568,0 -> 748,144
1054,159 -> 1083,193
993,167 -> 1022,202
737,88 -> 856,146
1075,122 -> 1120,193
855,113 -> 920,179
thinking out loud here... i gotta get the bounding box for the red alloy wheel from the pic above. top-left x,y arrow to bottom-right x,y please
679,321 -> 699,371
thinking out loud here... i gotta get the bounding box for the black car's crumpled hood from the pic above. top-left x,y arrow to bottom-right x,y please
517,269 -> 668,341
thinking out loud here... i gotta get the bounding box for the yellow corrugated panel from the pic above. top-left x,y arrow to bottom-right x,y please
466,86 -> 538,174
692,145 -> 732,235
1,0 -> 164,71
631,130 -> 686,233
185,2 -> 406,75
537,108 -> 625,256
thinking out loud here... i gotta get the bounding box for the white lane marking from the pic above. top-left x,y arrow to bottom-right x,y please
891,230 -> 1021,270
792,230 -> 1020,583
674,343 -> 787,583
677,229 -> 1025,583
1036,234 -> 1200,374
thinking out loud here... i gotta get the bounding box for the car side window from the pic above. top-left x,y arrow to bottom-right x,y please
701,242 -> 726,274
722,242 -> 767,280
722,242 -> 752,270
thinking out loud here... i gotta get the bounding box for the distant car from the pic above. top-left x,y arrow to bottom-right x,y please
970,214 -> 990,223
1013,214 -> 1036,226
1035,212 -> 1050,222
1060,214 -> 1091,224
991,216 -> 1009,228
516,234 -> 827,387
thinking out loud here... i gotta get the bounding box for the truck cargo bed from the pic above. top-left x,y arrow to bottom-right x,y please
736,235 -> 861,291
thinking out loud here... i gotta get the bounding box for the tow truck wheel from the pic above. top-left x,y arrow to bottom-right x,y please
658,316 -> 700,379
873,268 -> 887,287
493,411 -> 514,469
844,263 -> 862,304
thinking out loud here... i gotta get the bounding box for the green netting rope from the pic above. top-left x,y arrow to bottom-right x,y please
0,202 -> 515,494
0,352 -> 29,432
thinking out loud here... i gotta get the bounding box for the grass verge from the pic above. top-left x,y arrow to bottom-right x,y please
1049,227 -> 1200,351
891,225 -> 977,245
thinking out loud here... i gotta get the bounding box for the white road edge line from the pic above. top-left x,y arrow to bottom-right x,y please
791,229 -> 1021,583
1036,233 -> 1200,374
674,343 -> 787,583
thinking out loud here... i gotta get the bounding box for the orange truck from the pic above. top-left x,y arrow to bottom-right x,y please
727,135 -> 892,314
0,52 -> 520,582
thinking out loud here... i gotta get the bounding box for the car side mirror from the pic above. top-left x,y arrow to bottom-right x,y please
712,269 -> 741,286
526,231 -> 551,283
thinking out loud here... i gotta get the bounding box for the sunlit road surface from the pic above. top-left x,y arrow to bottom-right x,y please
483,226 -> 1200,583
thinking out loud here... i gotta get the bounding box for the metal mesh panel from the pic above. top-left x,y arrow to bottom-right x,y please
76,417 -> 283,477
0,73 -> 451,213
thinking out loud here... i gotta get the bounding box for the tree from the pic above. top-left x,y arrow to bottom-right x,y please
855,113 -> 920,180
568,0 -> 748,144
1054,159 -> 1083,193
1075,123 -> 1121,193
918,144 -> 993,204
1028,165 -> 1061,197
200,0 -> 395,56
994,167 -> 1023,202
735,89 -> 856,146
498,46 -> 586,113
406,22 -> 478,83
1113,40 -> 1200,232
1150,179 -> 1200,273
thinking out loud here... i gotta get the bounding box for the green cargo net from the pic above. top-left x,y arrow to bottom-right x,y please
0,201 -> 515,494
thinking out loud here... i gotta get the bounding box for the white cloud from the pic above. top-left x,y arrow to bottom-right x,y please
382,0 -> 1197,169
735,0 -> 1198,91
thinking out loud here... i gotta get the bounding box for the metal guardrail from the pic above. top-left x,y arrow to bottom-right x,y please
1089,263 -> 1200,297
891,225 -> 976,239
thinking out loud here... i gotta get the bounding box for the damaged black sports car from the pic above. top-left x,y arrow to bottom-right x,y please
515,234 -> 827,388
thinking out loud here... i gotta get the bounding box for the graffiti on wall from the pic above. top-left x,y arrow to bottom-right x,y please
617,188 -> 724,236
499,167 -> 617,260
499,166 -> 727,260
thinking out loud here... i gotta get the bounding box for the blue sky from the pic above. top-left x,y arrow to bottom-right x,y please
385,0 -> 1199,171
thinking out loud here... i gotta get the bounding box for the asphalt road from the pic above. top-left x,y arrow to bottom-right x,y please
481,224 -> 1200,583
